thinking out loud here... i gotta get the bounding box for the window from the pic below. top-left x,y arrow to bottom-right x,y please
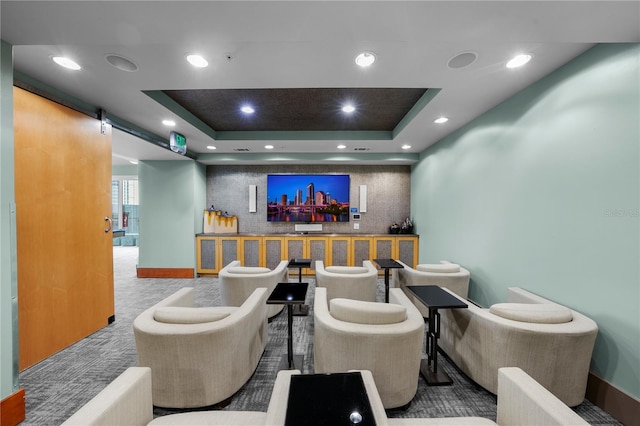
112,176 -> 139,236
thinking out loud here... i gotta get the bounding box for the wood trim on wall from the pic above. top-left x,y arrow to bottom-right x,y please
586,372 -> 639,426
1,388 -> 25,426
136,268 -> 194,278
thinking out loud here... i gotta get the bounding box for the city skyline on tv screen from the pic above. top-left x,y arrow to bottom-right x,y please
267,174 -> 350,222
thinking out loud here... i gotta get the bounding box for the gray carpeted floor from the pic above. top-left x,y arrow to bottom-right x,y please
18,246 -> 619,425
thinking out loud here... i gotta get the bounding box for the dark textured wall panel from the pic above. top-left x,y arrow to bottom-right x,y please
222,239 -> 238,267
376,240 -> 393,259
332,241 -> 348,266
265,239 -> 283,270
309,240 -> 326,269
200,239 -> 216,269
398,239 -> 415,267
353,240 -> 370,266
287,240 -> 304,259
243,240 -> 260,267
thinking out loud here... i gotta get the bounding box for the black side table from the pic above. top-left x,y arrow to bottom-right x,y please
373,258 -> 404,303
267,282 -> 309,371
284,372 -> 376,426
405,285 -> 468,385
288,258 -> 311,316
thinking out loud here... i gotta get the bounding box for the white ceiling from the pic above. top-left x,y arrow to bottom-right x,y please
2,1 -> 639,166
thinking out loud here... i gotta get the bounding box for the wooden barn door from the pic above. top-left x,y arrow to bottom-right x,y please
14,87 -> 114,370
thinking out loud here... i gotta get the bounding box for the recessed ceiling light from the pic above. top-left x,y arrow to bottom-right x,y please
401,145 -> 412,150
506,54 -> 532,69
129,160 -> 139,165
52,56 -> 81,70
342,104 -> 356,113
206,145 -> 217,150
434,117 -> 449,124
265,145 -> 274,150
186,54 -> 208,68
337,144 -> 346,149
162,119 -> 176,126
355,52 -> 376,67
241,105 -> 255,114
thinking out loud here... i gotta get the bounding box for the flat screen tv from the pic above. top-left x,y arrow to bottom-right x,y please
267,174 -> 350,222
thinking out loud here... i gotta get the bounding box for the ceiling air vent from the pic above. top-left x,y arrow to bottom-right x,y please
353,147 -> 370,151
233,148 -> 251,152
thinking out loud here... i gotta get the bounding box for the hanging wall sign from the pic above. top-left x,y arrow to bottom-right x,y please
170,131 -> 187,155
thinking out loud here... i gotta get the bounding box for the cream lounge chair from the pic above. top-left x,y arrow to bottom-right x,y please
315,260 -> 379,302
438,287 -> 598,407
219,260 -> 289,319
133,287 -> 268,408
313,286 -> 424,409
392,259 -> 470,317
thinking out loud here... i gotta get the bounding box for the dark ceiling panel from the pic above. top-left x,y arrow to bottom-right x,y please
162,88 -> 429,132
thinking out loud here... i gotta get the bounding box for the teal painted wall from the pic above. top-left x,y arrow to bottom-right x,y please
112,165 -> 139,176
0,40 -> 18,399
193,161 -> 206,234
138,160 -> 205,269
411,44 -> 639,398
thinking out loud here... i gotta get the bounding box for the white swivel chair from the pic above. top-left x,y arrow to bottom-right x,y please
133,287 -> 268,409
219,260 -> 289,319
438,287 -> 598,407
392,259 -> 470,317
313,286 -> 424,409
315,260 -> 379,302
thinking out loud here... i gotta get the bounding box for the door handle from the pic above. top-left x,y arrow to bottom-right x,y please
104,216 -> 112,233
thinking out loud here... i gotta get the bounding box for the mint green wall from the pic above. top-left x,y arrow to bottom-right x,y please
411,44 -> 639,399
112,165 -> 139,176
138,160 -> 205,269
0,40 -> 18,399
193,161 -> 206,234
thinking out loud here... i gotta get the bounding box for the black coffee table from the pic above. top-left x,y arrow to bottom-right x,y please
268,282 -> 309,371
373,258 -> 404,302
405,285 -> 468,385
284,372 -> 376,426
288,258 -> 311,316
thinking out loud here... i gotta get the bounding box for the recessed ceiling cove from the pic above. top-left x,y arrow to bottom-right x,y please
145,87 -> 433,140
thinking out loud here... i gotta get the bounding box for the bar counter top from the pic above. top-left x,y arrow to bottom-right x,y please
196,232 -> 418,237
